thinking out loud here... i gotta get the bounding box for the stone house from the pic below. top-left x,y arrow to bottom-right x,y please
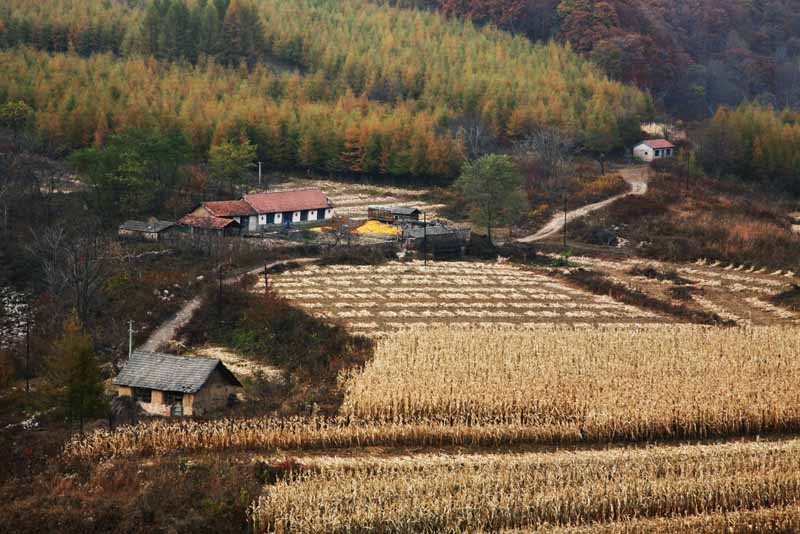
367,205 -> 421,223
118,219 -> 177,241
178,214 -> 241,236
113,351 -> 242,417
187,200 -> 259,233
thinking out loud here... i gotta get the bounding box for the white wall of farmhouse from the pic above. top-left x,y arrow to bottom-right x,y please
324,208 -> 333,219
308,210 -> 318,221
292,211 -> 301,222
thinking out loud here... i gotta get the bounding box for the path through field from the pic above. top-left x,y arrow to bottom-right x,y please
139,258 -> 316,352
518,166 -> 649,243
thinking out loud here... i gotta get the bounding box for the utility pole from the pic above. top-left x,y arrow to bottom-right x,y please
258,161 -> 262,188
423,211 -> 428,266
563,193 -> 568,249
685,150 -> 690,192
25,312 -> 30,394
263,263 -> 269,294
218,264 -> 224,303
128,320 -> 133,359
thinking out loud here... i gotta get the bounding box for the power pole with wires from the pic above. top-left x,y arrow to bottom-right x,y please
128,320 -> 133,359
563,193 -> 568,249
25,312 -> 31,394
258,161 -> 263,188
423,211 -> 428,266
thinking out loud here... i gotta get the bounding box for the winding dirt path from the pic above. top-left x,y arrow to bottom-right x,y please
139,258 -> 317,352
517,166 -> 649,243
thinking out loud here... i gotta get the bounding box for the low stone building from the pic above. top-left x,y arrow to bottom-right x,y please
113,351 -> 242,417
118,219 -> 177,241
187,200 -> 258,233
178,214 -> 241,236
367,205 -> 421,223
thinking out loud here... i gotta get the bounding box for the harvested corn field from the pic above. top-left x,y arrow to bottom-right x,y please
340,326 -> 800,434
249,439 -> 800,533
67,326 -> 800,460
266,261 -> 667,335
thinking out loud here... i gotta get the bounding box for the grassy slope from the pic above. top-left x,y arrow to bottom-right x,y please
568,167 -> 800,269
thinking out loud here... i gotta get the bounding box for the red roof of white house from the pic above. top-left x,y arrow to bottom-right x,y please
202,200 -> 256,217
641,139 -> 675,149
179,215 -> 238,230
244,188 -> 332,214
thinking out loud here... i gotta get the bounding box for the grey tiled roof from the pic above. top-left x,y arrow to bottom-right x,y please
113,351 -> 242,393
404,224 -> 467,239
368,205 -> 420,216
119,220 -> 175,233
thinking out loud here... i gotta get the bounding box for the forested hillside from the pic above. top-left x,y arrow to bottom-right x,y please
397,0 -> 800,118
0,0 -> 649,179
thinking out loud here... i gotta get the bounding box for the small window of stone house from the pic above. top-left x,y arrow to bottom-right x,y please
133,387 -> 152,403
165,391 -> 184,405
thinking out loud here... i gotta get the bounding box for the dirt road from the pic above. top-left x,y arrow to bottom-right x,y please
139,258 -> 317,352
518,166 -> 649,243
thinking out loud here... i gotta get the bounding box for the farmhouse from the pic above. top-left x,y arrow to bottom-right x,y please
243,188 -> 334,228
118,219 -> 177,241
178,214 -> 241,236
113,351 -> 242,416
188,200 -> 258,233
634,139 -> 675,162
367,205 -> 421,223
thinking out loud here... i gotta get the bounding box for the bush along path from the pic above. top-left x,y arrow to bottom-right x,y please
518,166 -> 649,243
139,258 -> 318,352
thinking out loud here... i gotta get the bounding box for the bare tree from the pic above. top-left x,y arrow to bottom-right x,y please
515,127 -> 577,192
28,224 -> 111,328
450,115 -> 498,161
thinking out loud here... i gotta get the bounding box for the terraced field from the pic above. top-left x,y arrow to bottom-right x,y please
563,255 -> 800,326
265,261 -> 667,336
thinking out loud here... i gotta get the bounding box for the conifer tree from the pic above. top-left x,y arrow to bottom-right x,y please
47,311 -> 107,435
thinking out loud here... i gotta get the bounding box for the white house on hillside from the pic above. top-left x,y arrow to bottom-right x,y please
634,139 -> 675,162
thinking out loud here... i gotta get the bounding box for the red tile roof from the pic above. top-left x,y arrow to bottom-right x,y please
203,200 -> 256,217
642,139 -> 675,149
244,188 -> 332,214
178,215 -> 237,230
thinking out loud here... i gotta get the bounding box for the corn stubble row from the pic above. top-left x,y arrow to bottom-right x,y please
249,439 -> 800,533
68,326 -> 800,460
341,326 -> 800,437
522,505 -> 800,533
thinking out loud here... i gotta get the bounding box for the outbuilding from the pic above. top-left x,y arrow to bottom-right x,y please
178,214 -> 241,236
188,200 -> 258,233
634,139 -> 675,162
113,351 -> 242,416
367,205 -> 421,223
118,220 -> 177,241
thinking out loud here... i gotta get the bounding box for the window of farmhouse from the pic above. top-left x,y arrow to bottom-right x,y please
133,387 -> 152,403
165,391 -> 184,405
